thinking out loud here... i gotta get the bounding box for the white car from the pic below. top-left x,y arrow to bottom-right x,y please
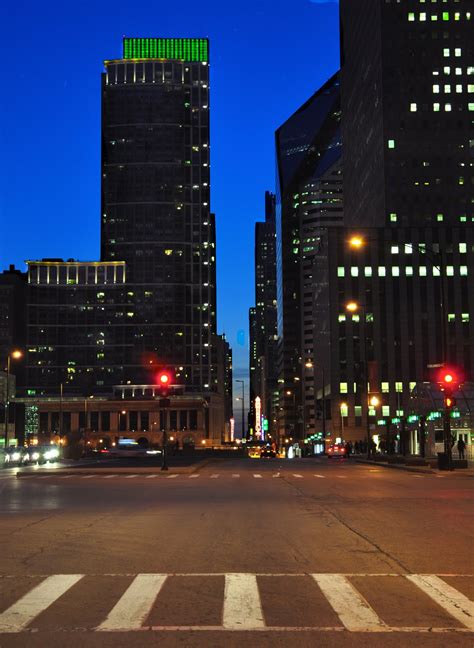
108,444 -> 160,457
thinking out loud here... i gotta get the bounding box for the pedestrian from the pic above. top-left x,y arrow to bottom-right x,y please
354,441 -> 360,454
457,438 -> 466,460
344,441 -> 351,457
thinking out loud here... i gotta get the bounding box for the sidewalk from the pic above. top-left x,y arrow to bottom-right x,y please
354,455 -> 474,476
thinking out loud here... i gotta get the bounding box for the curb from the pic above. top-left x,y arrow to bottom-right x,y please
355,458 -> 474,476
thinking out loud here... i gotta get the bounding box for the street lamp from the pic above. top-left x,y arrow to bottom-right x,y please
340,402 -> 347,438
236,380 -> 245,439
3,350 -> 23,449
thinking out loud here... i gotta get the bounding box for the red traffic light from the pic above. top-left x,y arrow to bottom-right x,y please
437,367 -> 463,392
158,372 -> 170,386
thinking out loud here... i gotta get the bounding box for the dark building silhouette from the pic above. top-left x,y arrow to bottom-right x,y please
275,72 -> 342,441
249,192 -> 278,439
101,38 -> 217,391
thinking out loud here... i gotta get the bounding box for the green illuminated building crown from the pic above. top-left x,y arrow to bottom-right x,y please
123,38 -> 208,62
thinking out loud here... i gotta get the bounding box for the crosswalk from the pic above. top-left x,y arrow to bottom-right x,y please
0,573 -> 471,634
17,471 -> 433,481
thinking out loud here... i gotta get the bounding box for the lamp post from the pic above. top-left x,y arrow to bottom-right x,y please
3,350 -> 23,449
346,301 -> 372,458
340,402 -> 347,439
236,380 -> 245,439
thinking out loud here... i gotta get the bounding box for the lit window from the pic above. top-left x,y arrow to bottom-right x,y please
456,84 -> 463,93
433,84 -> 440,93
406,267 -> 414,276
437,213 -> 444,222
443,66 -> 450,74
469,85 -> 474,93
364,267 -> 372,277
378,267 -> 386,277
381,382 -> 389,394
338,314 -> 346,323
410,103 -> 417,112
340,382 -> 348,394
391,245 -> 399,254
469,103 -> 474,111
455,68 -> 462,76
420,266 -> 427,276
443,48 -> 450,57
448,313 -> 455,322
388,139 -> 395,149
390,212 -> 398,222
408,12 -> 415,21
355,406 -> 362,417
459,243 -> 467,253
444,84 -> 451,93
445,103 -> 452,111
446,266 -> 454,276
420,12 -> 426,21
392,267 -> 400,277
395,382 -> 403,393
351,267 -> 359,277
404,244 -> 413,254
462,313 -> 470,323
382,406 -> 390,417
455,48 -> 461,57
337,267 -> 345,277
442,11 -> 449,21
460,216 -> 467,222
433,266 -> 441,277
460,266 -> 468,276
433,103 -> 440,111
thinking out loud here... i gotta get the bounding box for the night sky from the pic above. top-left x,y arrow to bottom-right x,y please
1,0 -> 339,390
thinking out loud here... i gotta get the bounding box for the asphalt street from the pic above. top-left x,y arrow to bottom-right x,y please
0,457 -> 472,647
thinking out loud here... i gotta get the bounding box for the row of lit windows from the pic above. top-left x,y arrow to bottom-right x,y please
408,11 -> 471,22
337,266 -> 469,277
433,66 -> 474,76
388,214 -> 474,224
340,382 -> 416,395
338,312 -> 470,323
432,83 -> 474,93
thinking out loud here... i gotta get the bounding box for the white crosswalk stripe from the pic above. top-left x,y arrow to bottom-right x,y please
124,474 -> 138,479
103,474 -> 118,479
313,573 -> 389,632
253,474 -> 262,479
232,474 -> 240,478
273,473 -> 281,478
0,573 -> 471,634
314,474 -> 325,478
166,474 -> 178,479
0,574 -> 83,633
293,474 -> 303,478
188,474 -> 199,479
97,574 -> 167,631
146,474 -> 159,479
210,474 -> 219,479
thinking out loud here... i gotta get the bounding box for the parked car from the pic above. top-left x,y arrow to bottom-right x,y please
327,443 -> 347,458
260,448 -> 276,459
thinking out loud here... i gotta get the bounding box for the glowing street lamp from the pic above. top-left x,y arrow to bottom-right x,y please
3,350 -> 23,448
348,235 -> 365,249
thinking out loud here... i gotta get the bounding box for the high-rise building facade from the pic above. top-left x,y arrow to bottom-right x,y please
101,38 -> 217,391
275,72 -> 342,441
249,192 -> 278,437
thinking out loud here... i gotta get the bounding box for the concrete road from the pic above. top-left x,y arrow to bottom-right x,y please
0,457 -> 472,647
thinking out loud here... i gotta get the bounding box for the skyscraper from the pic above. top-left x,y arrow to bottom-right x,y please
101,38 -> 217,391
249,192 -> 278,437
275,72 -> 342,441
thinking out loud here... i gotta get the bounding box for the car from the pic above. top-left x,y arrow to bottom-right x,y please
260,448 -> 276,458
3,447 -> 29,466
108,443 -> 161,458
327,443 -> 347,458
26,445 -> 61,464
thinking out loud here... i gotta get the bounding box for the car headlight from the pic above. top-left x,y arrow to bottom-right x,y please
12,452 -> 21,461
32,452 -> 40,460
44,450 -> 59,460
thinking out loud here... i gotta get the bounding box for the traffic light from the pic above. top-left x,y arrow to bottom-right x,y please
437,367 -> 463,395
157,370 -> 172,395
444,396 -> 456,409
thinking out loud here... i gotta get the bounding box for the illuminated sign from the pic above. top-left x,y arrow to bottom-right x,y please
123,38 -> 209,62
230,417 -> 235,442
255,397 -> 261,438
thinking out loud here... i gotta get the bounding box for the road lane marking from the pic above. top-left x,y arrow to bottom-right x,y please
146,475 -> 158,479
253,474 -> 262,479
406,575 -> 474,630
314,474 -> 325,478
223,574 -> 265,630
293,474 -> 303,478
312,574 -> 389,632
0,574 -> 83,633
97,574 -> 167,631
124,475 -> 138,479
210,474 -> 219,479
81,475 -> 95,479
103,475 -> 118,479
167,474 -> 178,479
232,474 -> 240,478
188,474 -> 199,478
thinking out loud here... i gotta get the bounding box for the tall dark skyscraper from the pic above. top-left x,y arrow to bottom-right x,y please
275,72 -> 342,441
249,192 -> 278,437
101,38 -> 217,391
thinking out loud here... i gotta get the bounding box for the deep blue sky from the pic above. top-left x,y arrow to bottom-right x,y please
1,0 -> 339,387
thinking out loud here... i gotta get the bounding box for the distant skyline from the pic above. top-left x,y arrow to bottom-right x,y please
1,0 -> 340,383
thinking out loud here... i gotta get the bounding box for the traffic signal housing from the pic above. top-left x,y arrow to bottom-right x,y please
156,370 -> 172,395
437,367 -> 463,395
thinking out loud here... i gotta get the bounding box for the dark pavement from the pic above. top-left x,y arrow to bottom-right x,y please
0,457 -> 472,647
